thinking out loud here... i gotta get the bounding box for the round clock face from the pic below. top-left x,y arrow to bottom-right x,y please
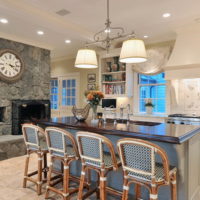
0,50 -> 24,82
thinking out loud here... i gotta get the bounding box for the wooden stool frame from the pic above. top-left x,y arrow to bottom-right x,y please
45,127 -> 84,200
117,138 -> 177,200
22,123 -> 48,195
76,131 -> 122,200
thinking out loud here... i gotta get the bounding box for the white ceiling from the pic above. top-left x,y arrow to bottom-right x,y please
0,0 -> 200,59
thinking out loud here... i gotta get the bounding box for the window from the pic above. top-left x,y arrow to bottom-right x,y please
50,79 -> 58,109
62,79 -> 76,106
139,72 -> 166,113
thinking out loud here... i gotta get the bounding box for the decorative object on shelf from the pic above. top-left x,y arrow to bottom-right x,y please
75,49 -> 98,68
121,72 -> 126,81
72,104 -> 91,121
106,62 -> 112,72
0,49 -> 25,83
120,63 -> 126,71
87,83 -> 96,90
74,0 -> 147,69
145,99 -> 154,114
88,73 -> 96,83
115,57 -> 120,71
85,90 -> 104,122
132,45 -> 172,74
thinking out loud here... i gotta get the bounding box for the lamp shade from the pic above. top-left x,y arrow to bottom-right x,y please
120,39 -> 147,63
75,49 -> 98,68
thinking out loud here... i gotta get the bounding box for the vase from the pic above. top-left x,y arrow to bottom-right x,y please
91,105 -> 99,124
113,56 -> 120,71
146,106 -> 153,114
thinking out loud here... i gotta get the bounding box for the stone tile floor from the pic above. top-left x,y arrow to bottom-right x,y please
0,154 -> 119,200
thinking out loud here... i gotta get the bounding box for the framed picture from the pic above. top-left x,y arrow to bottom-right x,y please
88,73 -> 96,83
88,83 -> 96,90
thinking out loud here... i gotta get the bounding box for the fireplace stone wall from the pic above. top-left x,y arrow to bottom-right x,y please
0,38 -> 50,135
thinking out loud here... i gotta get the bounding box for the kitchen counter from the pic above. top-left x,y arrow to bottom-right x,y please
32,117 -> 200,200
33,116 -> 200,144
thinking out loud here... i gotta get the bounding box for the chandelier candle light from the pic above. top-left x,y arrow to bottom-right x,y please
75,0 -> 147,69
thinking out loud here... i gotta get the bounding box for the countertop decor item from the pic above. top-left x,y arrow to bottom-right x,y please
72,104 -> 91,121
85,90 -> 104,123
145,99 -> 154,114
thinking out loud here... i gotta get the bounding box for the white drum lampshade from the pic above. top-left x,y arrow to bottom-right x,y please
120,39 -> 147,63
75,49 -> 98,68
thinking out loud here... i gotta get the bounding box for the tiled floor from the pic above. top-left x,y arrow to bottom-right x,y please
0,154 -> 118,200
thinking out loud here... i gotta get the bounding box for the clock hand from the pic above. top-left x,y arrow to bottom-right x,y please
9,64 -> 15,68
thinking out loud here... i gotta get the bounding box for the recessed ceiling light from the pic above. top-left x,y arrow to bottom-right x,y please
162,13 -> 171,18
144,35 -> 149,38
37,31 -> 44,35
0,18 -> 8,24
65,39 -> 71,44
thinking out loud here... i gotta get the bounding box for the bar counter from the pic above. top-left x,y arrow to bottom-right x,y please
34,116 -> 200,144
33,117 -> 200,200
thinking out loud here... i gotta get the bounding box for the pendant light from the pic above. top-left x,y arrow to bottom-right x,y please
75,49 -> 98,69
74,0 -> 147,68
120,38 -> 147,63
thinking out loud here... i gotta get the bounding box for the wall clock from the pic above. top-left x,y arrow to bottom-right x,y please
0,49 -> 24,83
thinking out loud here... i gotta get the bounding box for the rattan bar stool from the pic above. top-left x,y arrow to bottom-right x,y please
117,138 -> 177,200
76,131 -> 122,200
45,127 -> 81,200
22,123 -> 48,195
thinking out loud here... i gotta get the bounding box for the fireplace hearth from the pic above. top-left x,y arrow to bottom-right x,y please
12,100 -> 50,135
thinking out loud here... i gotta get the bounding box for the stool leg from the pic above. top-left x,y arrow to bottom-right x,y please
170,172 -> 177,200
37,152 -> 43,195
43,153 -> 47,180
96,172 -> 100,199
135,184 -> 141,200
77,166 -> 86,200
23,154 -> 30,188
63,161 -> 70,200
150,185 -> 158,200
45,157 -> 53,199
100,171 -> 107,200
122,175 -> 129,200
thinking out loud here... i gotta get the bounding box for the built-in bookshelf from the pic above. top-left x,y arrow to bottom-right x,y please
99,49 -> 133,97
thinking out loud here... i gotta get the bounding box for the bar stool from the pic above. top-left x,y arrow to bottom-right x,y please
22,123 -> 48,195
76,131 -> 121,200
117,138 -> 177,200
45,127 -> 80,200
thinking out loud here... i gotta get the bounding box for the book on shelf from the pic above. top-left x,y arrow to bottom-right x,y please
102,84 -> 125,95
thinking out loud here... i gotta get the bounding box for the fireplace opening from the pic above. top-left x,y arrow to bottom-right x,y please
12,100 -> 50,135
21,104 -> 46,120
0,107 -> 5,122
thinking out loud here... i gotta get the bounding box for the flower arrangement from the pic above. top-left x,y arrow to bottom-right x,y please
85,90 -> 104,106
85,90 -> 104,120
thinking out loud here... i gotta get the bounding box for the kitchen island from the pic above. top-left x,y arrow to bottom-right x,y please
33,117 -> 200,200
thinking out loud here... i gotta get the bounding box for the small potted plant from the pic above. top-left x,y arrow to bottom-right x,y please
145,99 -> 154,114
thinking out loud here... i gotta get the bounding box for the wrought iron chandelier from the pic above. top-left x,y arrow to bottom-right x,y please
75,0 -> 147,69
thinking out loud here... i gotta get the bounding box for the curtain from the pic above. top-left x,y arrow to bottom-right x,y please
132,45 -> 173,75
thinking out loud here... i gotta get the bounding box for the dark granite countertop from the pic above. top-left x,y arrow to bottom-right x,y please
32,117 -> 200,144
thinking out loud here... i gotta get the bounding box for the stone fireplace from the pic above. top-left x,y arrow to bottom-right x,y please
12,100 -> 50,135
0,38 -> 50,136
0,107 -> 6,122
